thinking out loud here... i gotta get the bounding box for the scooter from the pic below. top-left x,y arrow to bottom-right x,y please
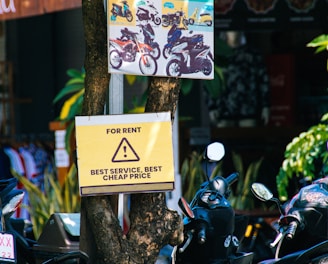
188,7 -> 213,27
0,178 -> 88,263
136,5 -> 161,25
172,142 -> 254,264
162,24 -> 203,59
109,27 -> 158,75
111,0 -> 133,22
165,35 -> 213,77
251,179 -> 328,263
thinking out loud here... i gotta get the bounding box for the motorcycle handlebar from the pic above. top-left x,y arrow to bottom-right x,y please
225,173 -> 239,186
286,221 -> 298,240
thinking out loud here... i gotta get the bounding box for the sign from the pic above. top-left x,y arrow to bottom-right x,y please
75,112 -> 175,195
214,0 -> 326,30
107,0 -> 214,79
0,0 -> 81,21
0,232 -> 15,263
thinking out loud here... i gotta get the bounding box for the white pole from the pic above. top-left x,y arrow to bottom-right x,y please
105,0 -> 125,230
108,74 -> 125,230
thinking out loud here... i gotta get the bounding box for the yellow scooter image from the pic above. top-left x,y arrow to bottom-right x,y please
188,6 -> 213,26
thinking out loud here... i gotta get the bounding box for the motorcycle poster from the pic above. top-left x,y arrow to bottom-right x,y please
107,0 -> 214,79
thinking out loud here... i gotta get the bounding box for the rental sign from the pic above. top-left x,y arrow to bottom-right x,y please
0,0 -> 81,20
75,112 -> 175,196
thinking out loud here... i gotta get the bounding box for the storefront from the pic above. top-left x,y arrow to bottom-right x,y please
0,1 -> 83,140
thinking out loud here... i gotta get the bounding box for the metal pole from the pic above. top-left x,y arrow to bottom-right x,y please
108,74 -> 125,230
104,0 -> 125,230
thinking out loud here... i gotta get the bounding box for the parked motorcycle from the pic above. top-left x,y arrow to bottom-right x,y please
136,5 -> 161,25
251,179 -> 328,263
0,177 -> 88,264
165,34 -> 213,77
111,0 -> 133,22
172,142 -> 254,264
163,24 -> 203,59
137,22 -> 161,59
109,27 -> 158,75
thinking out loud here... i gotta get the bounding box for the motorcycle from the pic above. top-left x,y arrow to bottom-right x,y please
172,142 -> 254,264
0,178 -> 88,263
251,179 -> 328,263
162,10 -> 188,28
188,7 -> 213,27
109,27 -> 158,75
163,24 -> 204,59
137,22 -> 161,59
165,34 -> 213,77
111,0 -> 133,22
136,5 -> 161,25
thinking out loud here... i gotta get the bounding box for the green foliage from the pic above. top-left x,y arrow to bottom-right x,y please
307,34 -> 328,54
229,152 -> 264,211
276,113 -> 328,201
12,164 -> 80,239
307,34 -> 328,71
53,68 -> 85,122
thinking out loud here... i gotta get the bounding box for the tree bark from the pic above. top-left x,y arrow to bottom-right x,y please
80,1 -> 183,263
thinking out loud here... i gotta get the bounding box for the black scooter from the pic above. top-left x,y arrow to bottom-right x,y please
0,178 -> 88,264
251,179 -> 328,263
172,142 -> 253,264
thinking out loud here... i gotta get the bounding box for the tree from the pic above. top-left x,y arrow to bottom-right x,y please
80,0 -> 183,263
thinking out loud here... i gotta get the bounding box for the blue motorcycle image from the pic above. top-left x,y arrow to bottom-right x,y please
163,24 -> 204,59
111,0 -> 133,22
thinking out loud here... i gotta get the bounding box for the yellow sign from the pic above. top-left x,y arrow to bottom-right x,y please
75,112 -> 175,196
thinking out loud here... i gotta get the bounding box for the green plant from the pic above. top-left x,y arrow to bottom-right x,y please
307,34 -> 328,71
229,152 -> 265,211
276,113 -> 328,201
12,164 -> 80,239
275,36 -> 328,201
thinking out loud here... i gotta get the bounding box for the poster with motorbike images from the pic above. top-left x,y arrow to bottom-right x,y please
107,0 -> 214,79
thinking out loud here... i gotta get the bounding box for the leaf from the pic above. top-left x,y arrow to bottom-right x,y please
307,34 -> 328,50
59,89 -> 84,120
125,75 -> 137,85
67,68 -> 85,78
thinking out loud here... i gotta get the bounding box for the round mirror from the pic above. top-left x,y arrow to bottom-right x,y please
251,182 -> 273,201
205,142 -> 225,162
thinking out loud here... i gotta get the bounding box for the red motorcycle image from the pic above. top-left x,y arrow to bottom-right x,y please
109,28 -> 158,75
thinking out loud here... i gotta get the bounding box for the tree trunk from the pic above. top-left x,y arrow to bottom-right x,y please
80,1 -> 183,263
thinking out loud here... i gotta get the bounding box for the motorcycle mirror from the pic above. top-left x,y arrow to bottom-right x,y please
251,182 -> 273,201
251,182 -> 284,214
178,197 -> 194,219
204,142 -> 225,162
